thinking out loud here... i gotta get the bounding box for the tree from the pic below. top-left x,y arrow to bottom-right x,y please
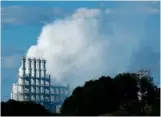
114,73 -> 139,101
139,76 -> 155,105
61,76 -> 119,115
1,99 -> 56,116
60,73 -> 160,116
150,88 -> 160,116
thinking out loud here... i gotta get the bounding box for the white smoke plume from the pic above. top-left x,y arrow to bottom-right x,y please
19,6 -> 150,89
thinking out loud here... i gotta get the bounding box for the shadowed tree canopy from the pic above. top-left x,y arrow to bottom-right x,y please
1,99 -> 58,116
60,73 -> 160,116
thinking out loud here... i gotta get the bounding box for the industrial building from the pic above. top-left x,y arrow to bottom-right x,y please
136,68 -> 151,101
136,68 -> 151,78
11,56 -> 70,113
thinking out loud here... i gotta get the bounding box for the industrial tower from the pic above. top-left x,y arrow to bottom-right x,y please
136,68 -> 150,78
136,68 -> 151,101
11,56 -> 70,113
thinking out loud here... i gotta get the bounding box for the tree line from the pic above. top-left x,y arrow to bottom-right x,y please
60,73 -> 160,116
1,72 -> 160,116
1,99 -> 59,116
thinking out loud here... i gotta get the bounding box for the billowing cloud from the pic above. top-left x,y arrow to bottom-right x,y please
17,2 -> 160,89
72,8 -> 101,19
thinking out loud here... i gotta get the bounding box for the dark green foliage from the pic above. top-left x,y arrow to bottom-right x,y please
1,99 -> 59,116
139,76 -> 156,105
150,88 -> 160,116
61,76 -> 119,116
60,73 -> 160,116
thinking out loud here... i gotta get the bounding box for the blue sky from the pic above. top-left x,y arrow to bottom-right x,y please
1,1 -> 160,101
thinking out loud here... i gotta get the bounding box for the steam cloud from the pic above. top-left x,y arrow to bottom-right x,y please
19,6 -> 151,88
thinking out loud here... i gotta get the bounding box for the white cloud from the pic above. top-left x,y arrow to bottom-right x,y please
72,8 -> 101,19
2,2 -> 159,88
18,6 -> 154,89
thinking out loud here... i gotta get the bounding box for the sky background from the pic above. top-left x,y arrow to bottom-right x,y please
1,1 -> 160,101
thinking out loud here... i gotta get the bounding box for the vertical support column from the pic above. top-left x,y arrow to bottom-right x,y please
49,75 -> 51,106
28,58 -> 32,100
33,58 -> 36,77
33,58 -> 37,100
44,78 -> 46,103
42,59 -> 46,103
36,59 -> 39,78
23,78 -> 25,101
38,59 -> 41,102
36,59 -> 38,101
42,60 -> 47,78
22,56 -> 26,101
22,56 -> 26,77
47,74 -> 51,109
28,73 -> 32,101
38,59 -> 42,78
28,58 -> 32,76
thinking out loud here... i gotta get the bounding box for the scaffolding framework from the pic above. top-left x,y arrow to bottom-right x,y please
136,68 -> 150,78
11,57 -> 69,112
136,68 -> 151,101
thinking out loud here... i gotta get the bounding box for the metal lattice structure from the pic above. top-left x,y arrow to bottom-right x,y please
136,68 -> 150,78
136,68 -> 151,101
11,56 -> 70,113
